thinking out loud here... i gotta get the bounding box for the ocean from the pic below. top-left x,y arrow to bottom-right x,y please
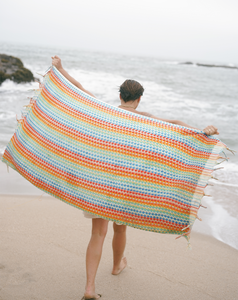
0,43 -> 237,249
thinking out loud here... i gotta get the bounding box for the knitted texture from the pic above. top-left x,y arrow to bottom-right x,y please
2,66 -> 226,239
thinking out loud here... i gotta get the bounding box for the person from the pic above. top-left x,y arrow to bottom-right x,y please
51,56 -> 219,300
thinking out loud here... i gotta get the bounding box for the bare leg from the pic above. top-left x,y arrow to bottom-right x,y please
85,218 -> 109,299
111,223 -> 127,275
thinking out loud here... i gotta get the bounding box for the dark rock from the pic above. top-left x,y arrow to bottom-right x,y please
180,60 -> 237,70
180,62 -> 194,65
0,71 -> 6,84
0,54 -> 34,85
196,63 -> 238,69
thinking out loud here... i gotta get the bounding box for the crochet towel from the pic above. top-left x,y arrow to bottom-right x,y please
2,66 -> 227,241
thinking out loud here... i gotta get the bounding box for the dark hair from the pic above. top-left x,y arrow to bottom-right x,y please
119,79 -> 144,102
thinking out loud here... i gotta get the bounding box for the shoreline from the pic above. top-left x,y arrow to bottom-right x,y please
1,194 -> 238,300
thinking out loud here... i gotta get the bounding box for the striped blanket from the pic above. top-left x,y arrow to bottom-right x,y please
2,66 -> 227,242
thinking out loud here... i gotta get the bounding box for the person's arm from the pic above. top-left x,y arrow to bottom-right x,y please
140,112 -> 219,136
51,56 -> 95,98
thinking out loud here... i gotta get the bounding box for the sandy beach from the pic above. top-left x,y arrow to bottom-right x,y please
1,158 -> 238,300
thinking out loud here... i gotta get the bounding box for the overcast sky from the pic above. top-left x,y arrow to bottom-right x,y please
0,0 -> 238,63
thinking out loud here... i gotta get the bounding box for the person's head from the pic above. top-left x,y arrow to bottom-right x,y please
119,79 -> 144,102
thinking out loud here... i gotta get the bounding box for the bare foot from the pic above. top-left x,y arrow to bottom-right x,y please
111,257 -> 127,275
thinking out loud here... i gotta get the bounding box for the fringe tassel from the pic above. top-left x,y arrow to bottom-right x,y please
206,182 -> 214,186
214,167 -> 224,171
43,66 -> 52,77
176,231 -> 192,249
39,82 -> 44,89
211,176 -> 218,180
176,228 -> 191,239
222,151 -> 228,158
175,232 -> 188,239
36,72 -> 44,77
216,159 -> 228,165
196,215 -> 202,221
217,155 -> 229,162
184,235 -> 192,250
35,66 -> 51,78
200,204 -> 207,209
29,98 -> 36,105
203,193 -> 211,197
24,97 -> 36,108
226,148 -> 236,155
24,104 -> 33,108
181,224 -> 191,231
16,115 -> 23,123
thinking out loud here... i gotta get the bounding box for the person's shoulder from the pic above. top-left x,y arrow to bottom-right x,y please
136,111 -> 153,118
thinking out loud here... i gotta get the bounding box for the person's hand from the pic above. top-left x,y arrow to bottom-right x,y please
203,125 -> 219,135
51,55 -> 63,71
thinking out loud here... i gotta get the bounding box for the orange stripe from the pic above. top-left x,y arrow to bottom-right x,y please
11,132 -> 197,216
49,70 -> 218,147
10,157 -> 193,231
42,84 -> 215,161
32,103 -> 211,176
21,118 -> 207,198
3,148 -> 194,232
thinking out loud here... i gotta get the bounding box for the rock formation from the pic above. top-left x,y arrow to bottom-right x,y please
180,61 -> 238,70
0,54 -> 34,85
